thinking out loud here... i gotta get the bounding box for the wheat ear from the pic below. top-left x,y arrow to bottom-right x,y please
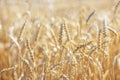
86,10 -> 95,24
73,41 -> 92,53
63,22 -> 71,41
114,1 -> 120,14
26,39 -> 34,62
59,23 -> 63,45
0,65 -> 18,74
97,29 -> 101,51
9,20 -> 26,49
35,25 -> 41,41
106,26 -> 117,36
21,58 -> 32,74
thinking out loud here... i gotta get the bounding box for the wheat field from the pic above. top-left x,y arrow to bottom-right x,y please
0,0 -> 120,80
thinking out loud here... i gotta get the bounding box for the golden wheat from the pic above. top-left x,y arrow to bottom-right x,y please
0,0 -> 120,80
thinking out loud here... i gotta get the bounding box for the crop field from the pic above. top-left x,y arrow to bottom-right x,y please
0,0 -> 120,80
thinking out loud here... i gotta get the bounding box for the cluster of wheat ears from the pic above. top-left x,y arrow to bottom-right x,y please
0,0 -> 120,80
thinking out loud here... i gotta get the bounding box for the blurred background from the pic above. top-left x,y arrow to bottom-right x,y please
0,0 -> 118,30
